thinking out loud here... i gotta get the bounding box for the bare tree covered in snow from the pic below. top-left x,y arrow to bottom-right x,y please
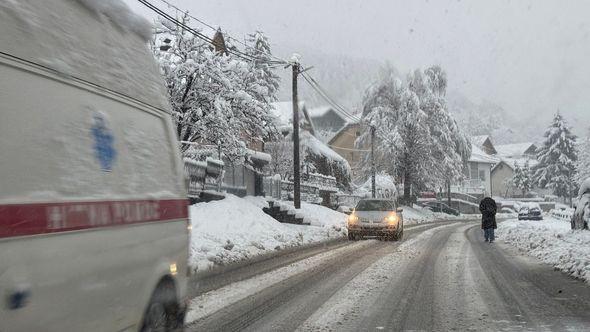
533,112 -> 578,202
359,66 -> 470,201
152,15 -> 279,161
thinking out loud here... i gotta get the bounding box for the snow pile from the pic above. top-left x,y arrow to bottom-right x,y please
402,205 -> 472,224
189,195 -> 346,272
278,200 -> 347,230
402,205 -> 516,224
497,218 -> 590,283
402,205 -> 439,223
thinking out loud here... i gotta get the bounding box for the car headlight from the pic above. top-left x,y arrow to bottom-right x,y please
385,213 -> 398,225
348,214 -> 358,225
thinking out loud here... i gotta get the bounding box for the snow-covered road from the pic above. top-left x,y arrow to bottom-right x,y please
185,220 -> 590,331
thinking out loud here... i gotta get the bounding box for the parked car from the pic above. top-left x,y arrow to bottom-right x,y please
1,1 -> 189,331
501,207 -> 516,214
423,201 -> 460,216
518,203 -> 543,220
572,179 -> 590,230
347,199 -> 404,241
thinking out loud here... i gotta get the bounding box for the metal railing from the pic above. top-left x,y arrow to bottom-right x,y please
184,157 -> 225,198
451,179 -> 485,195
263,175 -> 322,204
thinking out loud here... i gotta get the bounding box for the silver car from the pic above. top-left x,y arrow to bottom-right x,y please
347,199 -> 404,241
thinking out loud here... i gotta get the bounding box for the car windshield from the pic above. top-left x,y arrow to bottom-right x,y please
355,200 -> 393,211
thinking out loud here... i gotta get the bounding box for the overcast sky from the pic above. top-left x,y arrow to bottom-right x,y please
125,0 -> 590,127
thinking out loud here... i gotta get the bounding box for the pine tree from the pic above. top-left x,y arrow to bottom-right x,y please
533,112 -> 578,201
512,161 -> 532,197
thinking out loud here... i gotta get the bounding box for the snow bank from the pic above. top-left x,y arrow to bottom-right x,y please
497,218 -> 590,283
189,195 -> 346,273
402,205 -> 516,224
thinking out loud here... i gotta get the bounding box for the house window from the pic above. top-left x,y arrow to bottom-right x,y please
470,165 -> 478,179
479,170 -> 486,181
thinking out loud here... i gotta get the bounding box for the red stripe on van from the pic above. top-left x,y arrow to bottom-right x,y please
0,199 -> 188,239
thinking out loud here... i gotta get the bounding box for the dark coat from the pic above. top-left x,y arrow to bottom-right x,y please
479,197 -> 497,229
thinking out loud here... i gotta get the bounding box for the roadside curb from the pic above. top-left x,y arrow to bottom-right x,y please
192,237 -> 347,279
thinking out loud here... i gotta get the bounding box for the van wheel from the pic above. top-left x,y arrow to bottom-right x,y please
396,229 -> 403,241
141,278 -> 183,332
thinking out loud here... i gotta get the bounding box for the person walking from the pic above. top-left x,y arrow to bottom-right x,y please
479,197 -> 497,243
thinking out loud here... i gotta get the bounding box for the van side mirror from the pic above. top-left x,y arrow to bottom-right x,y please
396,207 -> 403,213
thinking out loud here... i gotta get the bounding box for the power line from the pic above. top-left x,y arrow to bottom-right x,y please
139,0 -> 364,131
300,72 -> 361,123
300,72 -> 360,122
138,0 -> 286,65
153,0 -> 289,65
328,145 -> 371,152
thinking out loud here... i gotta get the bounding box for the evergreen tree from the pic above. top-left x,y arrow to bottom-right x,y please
575,128 -> 590,185
512,161 -> 532,197
533,112 -> 578,201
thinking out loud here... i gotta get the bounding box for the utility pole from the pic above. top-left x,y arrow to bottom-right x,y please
292,61 -> 301,209
371,126 -> 376,198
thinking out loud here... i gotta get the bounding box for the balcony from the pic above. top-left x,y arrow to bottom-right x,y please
451,179 -> 485,195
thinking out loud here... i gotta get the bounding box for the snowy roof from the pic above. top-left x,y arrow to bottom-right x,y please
470,135 -> 497,155
492,156 -> 538,172
491,160 -> 514,172
495,143 -> 537,158
469,145 -> 499,164
300,131 -> 351,172
0,0 -> 170,111
306,106 -> 347,121
471,135 -> 491,147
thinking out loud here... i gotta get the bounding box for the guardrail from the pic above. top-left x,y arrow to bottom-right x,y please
549,208 -> 573,222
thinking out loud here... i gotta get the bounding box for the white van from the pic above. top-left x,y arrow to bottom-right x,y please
0,1 -> 189,331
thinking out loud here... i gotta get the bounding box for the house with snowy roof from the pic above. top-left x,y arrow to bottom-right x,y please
306,106 -> 347,135
267,101 -> 352,194
327,119 -> 367,180
491,142 -> 538,197
471,135 -> 498,155
452,144 -> 498,197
